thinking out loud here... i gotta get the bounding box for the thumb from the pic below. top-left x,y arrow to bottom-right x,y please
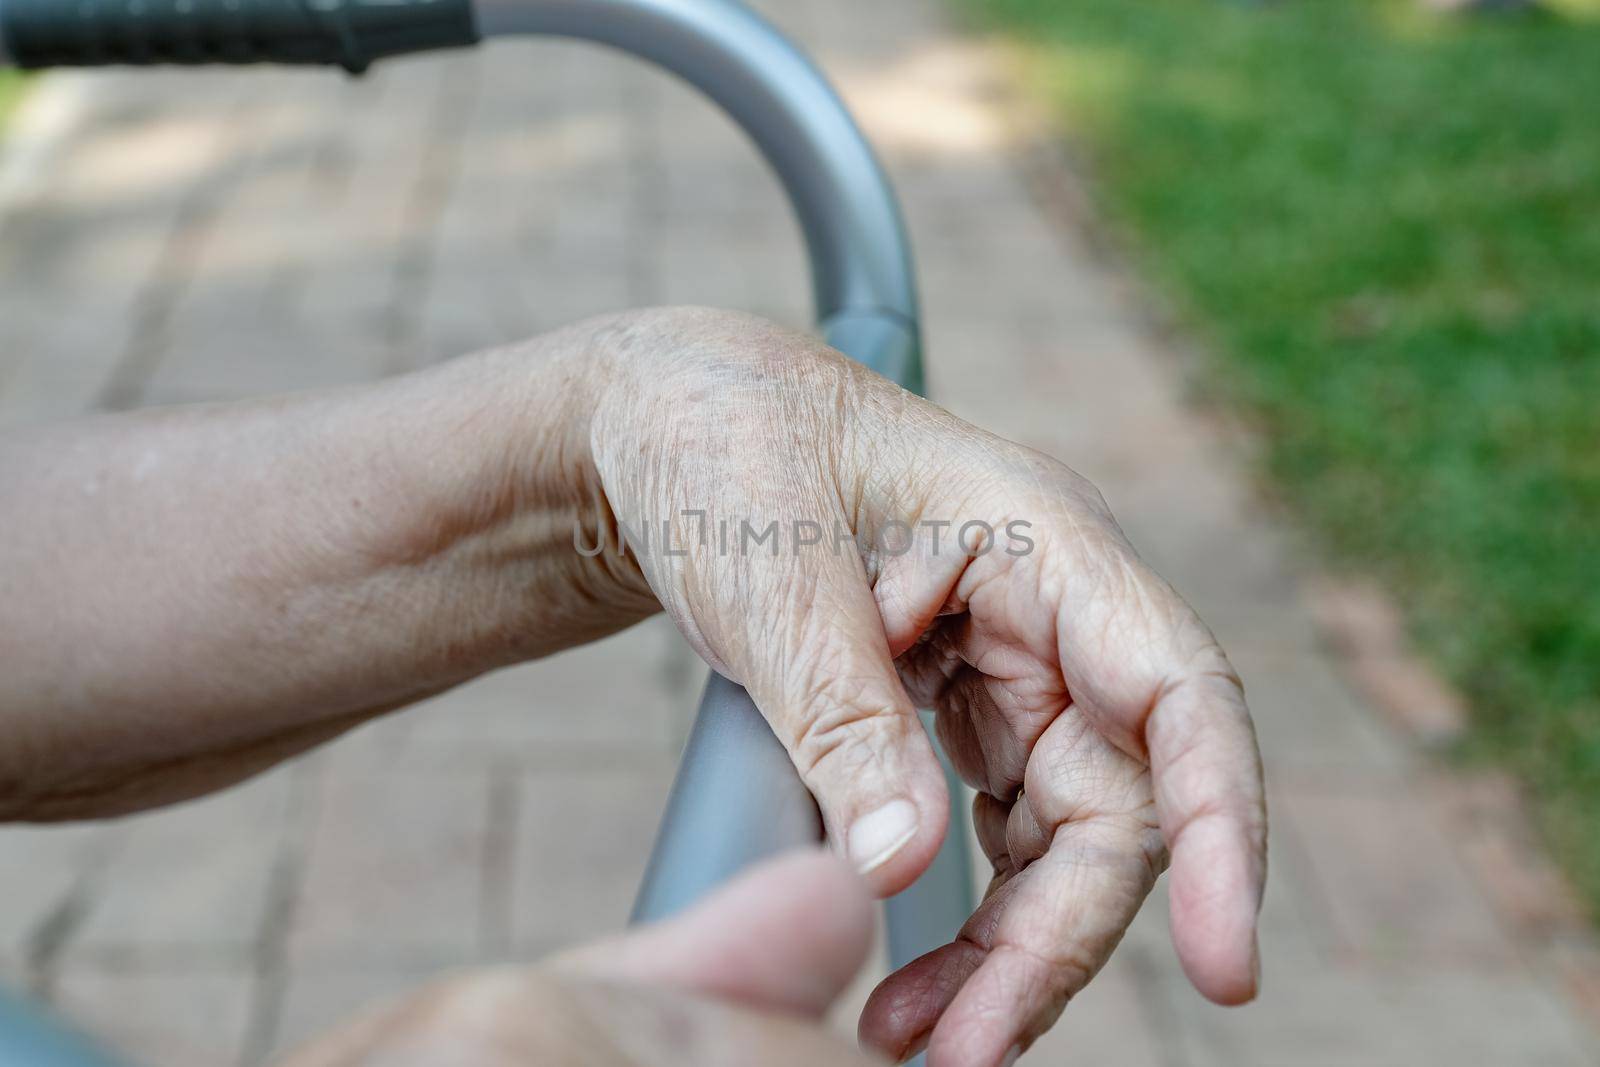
557,849 -> 875,1018
741,566 -> 950,898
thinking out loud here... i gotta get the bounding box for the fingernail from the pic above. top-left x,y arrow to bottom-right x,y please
1250,933 -> 1262,992
1001,1044 -> 1023,1067
848,798 -> 919,874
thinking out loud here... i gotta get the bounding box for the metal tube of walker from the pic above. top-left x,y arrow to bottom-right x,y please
470,2 -> 969,943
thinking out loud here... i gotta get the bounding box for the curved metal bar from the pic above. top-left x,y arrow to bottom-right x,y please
472,0 -> 921,352
473,1 -> 968,935
480,0 -> 970,964
629,672 -> 824,922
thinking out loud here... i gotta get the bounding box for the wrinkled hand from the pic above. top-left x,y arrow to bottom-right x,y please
276,852 -> 884,1067
588,309 -> 1268,1066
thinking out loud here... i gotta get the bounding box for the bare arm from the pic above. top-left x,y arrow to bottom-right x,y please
0,316 -> 654,819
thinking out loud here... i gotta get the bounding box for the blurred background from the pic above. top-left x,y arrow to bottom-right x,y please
0,0 -> 1596,1063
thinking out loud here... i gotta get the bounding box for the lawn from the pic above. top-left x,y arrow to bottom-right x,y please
959,0 -> 1600,913
0,72 -> 26,126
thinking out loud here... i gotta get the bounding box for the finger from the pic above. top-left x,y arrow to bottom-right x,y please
557,849 -> 874,1019
1004,790 -> 1049,869
905,618 -> 1063,801
971,790 -> 1013,873
869,523 -> 972,657
859,876 -> 1021,1061
285,971 -> 890,1067
859,943 -> 981,1063
1145,660 -> 1266,1005
1046,526 -> 1266,1005
902,711 -> 1160,1065
568,981 -> 891,1067
929,688 -> 991,796
1013,705 -> 1158,873
561,980 -> 891,1067
930,666 -> 1030,798
740,558 -> 950,897
927,817 -> 1159,1067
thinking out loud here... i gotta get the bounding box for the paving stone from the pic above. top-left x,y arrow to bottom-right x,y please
62,773 -> 293,963
1227,644 -> 1411,775
1123,775 -> 1333,967
51,961 -> 255,1067
1432,772 -> 1595,938
1097,461 -> 1328,655
417,45 -> 641,361
1552,942 -> 1600,1051
287,768 -> 491,965
648,219 -> 811,329
1274,775 -> 1520,966
1341,649 -> 1472,749
0,77 -> 254,423
1158,952 -> 1598,1067
510,763 -> 676,954
267,960 -> 449,1061
0,822 -> 110,977
1022,949 -> 1169,1066
919,312 -> 1185,448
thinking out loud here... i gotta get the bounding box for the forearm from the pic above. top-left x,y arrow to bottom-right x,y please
0,315 -> 655,820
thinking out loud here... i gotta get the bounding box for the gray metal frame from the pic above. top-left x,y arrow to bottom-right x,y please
472,0 -> 973,956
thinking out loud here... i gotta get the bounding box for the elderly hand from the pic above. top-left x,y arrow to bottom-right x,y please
2,305 -> 1263,1065
583,309 -> 1267,1065
276,851 -> 886,1067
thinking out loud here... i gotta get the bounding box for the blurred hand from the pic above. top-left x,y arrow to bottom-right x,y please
588,309 -> 1268,1066
276,851 -> 885,1067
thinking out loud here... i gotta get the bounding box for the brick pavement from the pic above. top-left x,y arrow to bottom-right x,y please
1,2 -> 1597,1064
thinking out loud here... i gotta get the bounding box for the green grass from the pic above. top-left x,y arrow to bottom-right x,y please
961,0 -> 1600,912
0,72 -> 27,126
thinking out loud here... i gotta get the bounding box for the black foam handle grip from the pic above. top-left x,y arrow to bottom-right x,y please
1,0 -> 479,73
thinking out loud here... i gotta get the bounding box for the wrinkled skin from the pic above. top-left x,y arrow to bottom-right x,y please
277,851 -> 888,1067
589,310 -> 1266,1065
2,306 -> 1265,1065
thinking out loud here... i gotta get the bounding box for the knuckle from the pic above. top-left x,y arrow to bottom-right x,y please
1186,640 -> 1246,697
998,937 -> 1098,1007
788,673 -> 907,781
1150,641 -> 1250,734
